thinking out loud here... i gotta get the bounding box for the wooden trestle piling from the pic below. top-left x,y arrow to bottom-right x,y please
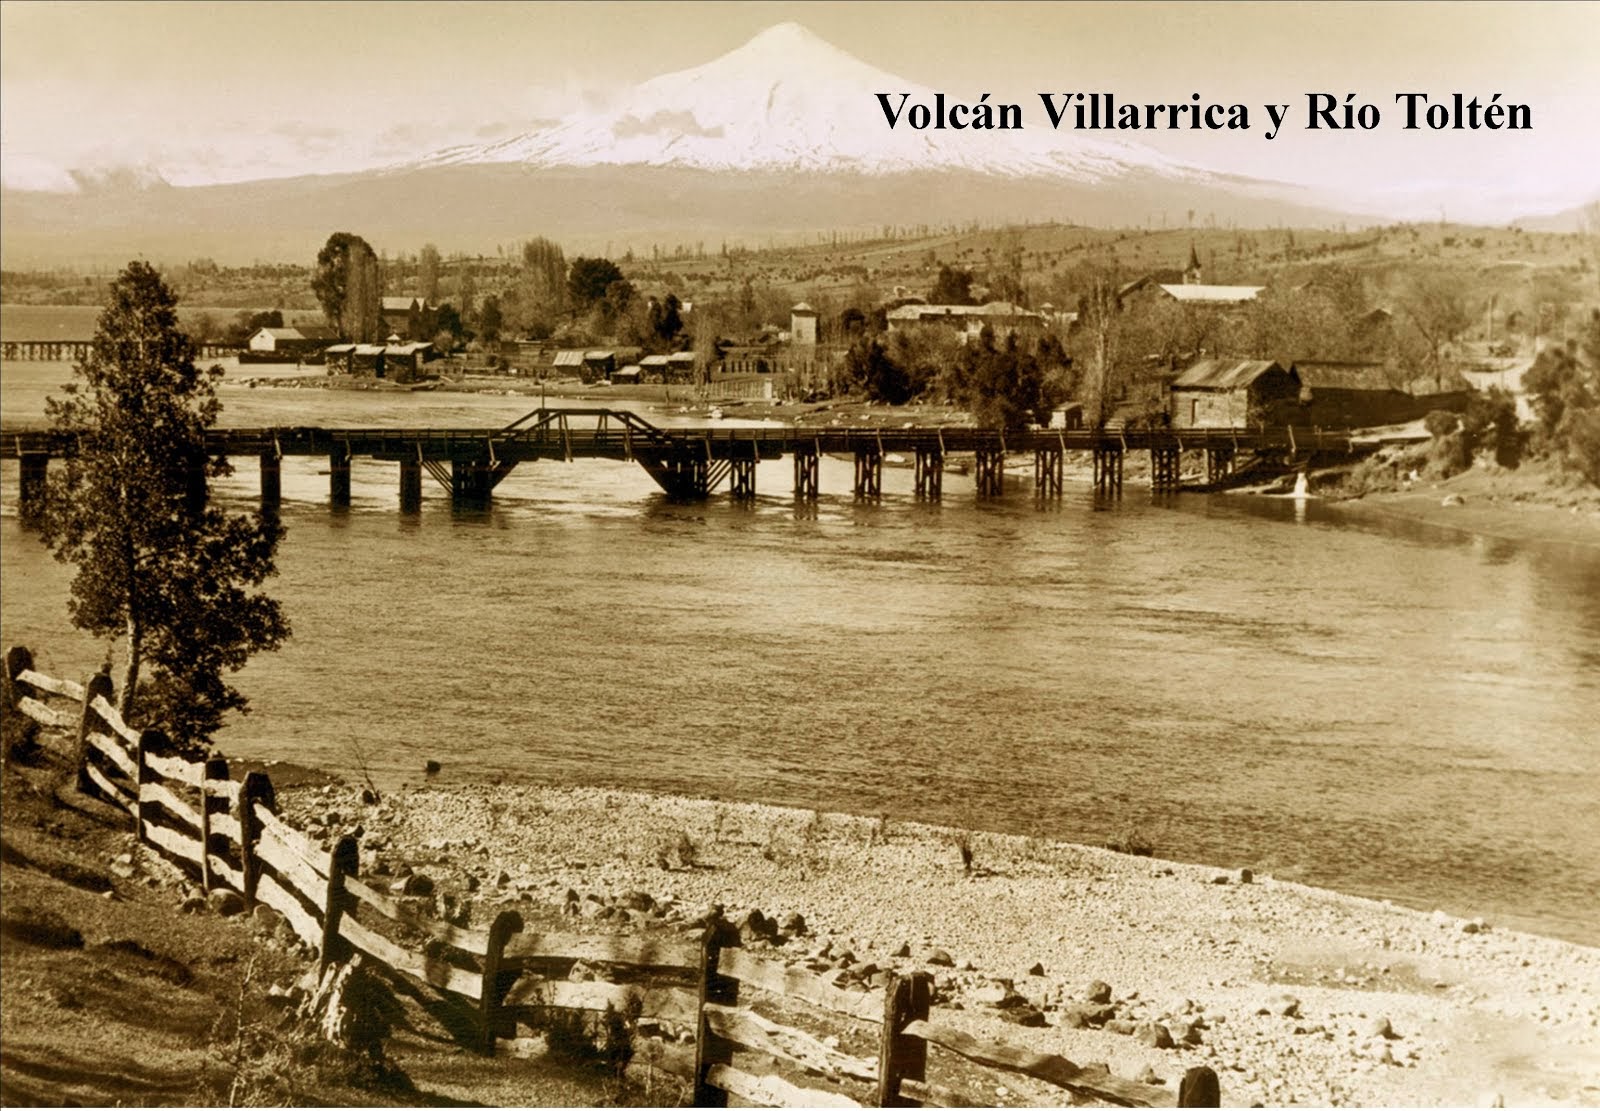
973,449 -> 1005,498
793,446 -> 819,500
330,444 -> 352,508
853,450 -> 882,499
18,453 -> 48,526
1034,446 -> 1064,499
1206,446 -> 1235,484
1092,444 -> 1124,496
1150,445 -> 1182,493
399,458 -> 422,514
913,447 -> 943,500
259,449 -> 281,514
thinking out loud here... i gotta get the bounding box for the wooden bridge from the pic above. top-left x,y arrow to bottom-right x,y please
4,407 -> 1370,521
2,339 -> 243,362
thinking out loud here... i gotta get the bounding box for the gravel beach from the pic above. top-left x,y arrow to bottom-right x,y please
279,780 -> 1600,1107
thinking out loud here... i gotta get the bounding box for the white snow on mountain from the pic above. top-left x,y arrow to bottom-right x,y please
409,22 -> 1208,182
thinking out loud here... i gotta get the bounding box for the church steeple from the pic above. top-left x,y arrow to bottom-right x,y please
1184,243 -> 1203,285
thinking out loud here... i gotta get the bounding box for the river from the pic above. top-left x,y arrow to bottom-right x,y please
3,355 -> 1598,946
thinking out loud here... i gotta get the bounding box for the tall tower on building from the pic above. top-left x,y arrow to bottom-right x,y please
1184,244 -> 1203,285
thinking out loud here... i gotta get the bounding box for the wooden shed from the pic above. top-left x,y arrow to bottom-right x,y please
1170,359 -> 1300,429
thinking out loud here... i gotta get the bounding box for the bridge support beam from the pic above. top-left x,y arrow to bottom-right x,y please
329,445 -> 352,508
853,450 -> 881,499
729,457 -> 756,500
1034,447 -> 1063,499
399,459 -> 422,514
793,449 -> 819,501
974,449 -> 1005,498
18,452 -> 48,528
1092,445 -> 1123,497
1206,447 -> 1235,484
259,450 -> 281,514
1150,446 -> 1181,493
914,448 -> 943,500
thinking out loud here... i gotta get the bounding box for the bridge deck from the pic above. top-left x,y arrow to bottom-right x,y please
2,408 -> 1357,461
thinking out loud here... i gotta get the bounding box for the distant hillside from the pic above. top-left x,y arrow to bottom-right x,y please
0,161 -> 1366,271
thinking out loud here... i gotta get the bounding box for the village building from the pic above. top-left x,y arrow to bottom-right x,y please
242,324 -> 338,363
885,301 -> 1048,342
1170,358 -> 1300,429
379,296 -> 437,341
1117,275 -> 1265,308
790,302 -> 819,345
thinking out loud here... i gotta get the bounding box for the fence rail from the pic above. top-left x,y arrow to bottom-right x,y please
2,643 -> 1219,1107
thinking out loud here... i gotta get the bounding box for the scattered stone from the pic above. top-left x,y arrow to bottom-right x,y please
1135,1065 -> 1162,1085
1274,994 -> 1302,1018
1211,874 -> 1230,885
423,760 -> 442,776
1462,918 -> 1487,934
1366,1016 -> 1397,1040
1027,961 -> 1045,976
1238,868 -> 1253,884
1084,979 -> 1113,1004
620,890 -> 656,912
1138,1023 -> 1175,1049
892,942 -> 911,958
208,889 -> 245,917
1001,1004 -> 1048,1028
1106,1019 -> 1138,1036
180,895 -> 207,914
402,872 -> 435,897
360,787 -> 379,805
464,873 -> 480,893
1441,493 -> 1466,507
780,911 -> 807,936
923,948 -> 955,967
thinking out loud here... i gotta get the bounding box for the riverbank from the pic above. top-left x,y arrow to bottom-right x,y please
1322,459 -> 1600,549
272,778 -> 1600,1108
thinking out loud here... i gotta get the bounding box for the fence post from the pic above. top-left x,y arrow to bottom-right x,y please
74,670 -> 115,795
237,771 -> 276,912
3,646 -> 35,712
478,909 -> 524,1055
199,755 -> 229,893
319,835 -> 360,971
1179,1065 -> 1221,1107
877,971 -> 932,1107
134,729 -> 169,843
692,923 -> 734,1108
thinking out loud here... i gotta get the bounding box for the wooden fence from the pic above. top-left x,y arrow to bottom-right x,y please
2,645 -> 1218,1108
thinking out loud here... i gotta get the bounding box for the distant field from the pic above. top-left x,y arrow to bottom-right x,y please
0,304 -> 323,342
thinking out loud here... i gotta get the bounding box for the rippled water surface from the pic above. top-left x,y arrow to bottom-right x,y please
4,357 -> 1598,945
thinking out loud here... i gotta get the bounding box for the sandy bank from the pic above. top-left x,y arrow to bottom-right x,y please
1325,464 -> 1600,550
281,781 -> 1600,1108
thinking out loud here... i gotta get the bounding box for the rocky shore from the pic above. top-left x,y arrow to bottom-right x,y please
279,781 -> 1600,1108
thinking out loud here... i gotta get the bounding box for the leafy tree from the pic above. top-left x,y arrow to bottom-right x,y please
418,243 -> 441,303
929,264 -> 976,305
845,337 -> 911,404
511,236 -> 568,337
477,295 -> 503,343
567,257 -> 626,311
312,232 -> 382,341
39,262 -> 288,744
1396,270 -> 1472,391
960,327 -> 1055,429
1462,387 -> 1524,469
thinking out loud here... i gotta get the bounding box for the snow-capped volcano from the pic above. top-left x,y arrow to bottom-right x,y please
413,21 -> 1202,182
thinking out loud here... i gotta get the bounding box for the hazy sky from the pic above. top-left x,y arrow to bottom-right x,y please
2,1 -> 1596,216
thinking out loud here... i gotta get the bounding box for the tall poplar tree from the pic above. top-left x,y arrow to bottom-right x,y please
40,262 -> 289,745
313,232 -> 382,342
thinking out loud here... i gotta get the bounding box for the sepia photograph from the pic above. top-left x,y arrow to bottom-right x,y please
1,2 -> 1597,1106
